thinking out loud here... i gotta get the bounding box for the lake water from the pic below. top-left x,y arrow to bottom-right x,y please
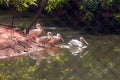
0,12 -> 120,80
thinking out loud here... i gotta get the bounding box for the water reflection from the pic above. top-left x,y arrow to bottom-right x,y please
58,43 -> 88,58
63,37 -> 89,58
29,47 -> 63,65
68,47 -> 88,58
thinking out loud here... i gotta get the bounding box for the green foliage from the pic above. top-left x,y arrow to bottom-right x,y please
53,52 -> 68,64
113,13 -> 120,25
0,0 -> 119,27
72,0 -> 120,26
100,0 -> 113,9
79,0 -> 99,11
0,58 -> 39,80
18,23 -> 26,30
114,46 -> 120,53
0,0 -> 37,11
112,0 -> 120,11
89,58 -> 115,79
79,0 -> 113,11
46,0 -> 69,12
82,11 -> 94,22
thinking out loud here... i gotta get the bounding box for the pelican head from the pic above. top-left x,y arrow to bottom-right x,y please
47,32 -> 53,36
80,37 -> 88,45
47,32 -> 54,39
36,23 -> 41,28
57,33 -> 64,42
36,23 -> 45,34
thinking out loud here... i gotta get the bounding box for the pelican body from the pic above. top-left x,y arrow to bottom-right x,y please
36,32 -> 54,47
28,23 -> 45,40
68,37 -> 88,48
48,33 -> 64,47
68,37 -> 88,56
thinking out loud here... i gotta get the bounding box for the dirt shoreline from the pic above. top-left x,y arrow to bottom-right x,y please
0,25 -> 47,60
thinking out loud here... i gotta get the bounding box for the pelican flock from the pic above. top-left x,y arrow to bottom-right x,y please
0,22 -> 89,64
28,23 -> 88,51
28,23 -> 89,64
29,32 -> 89,64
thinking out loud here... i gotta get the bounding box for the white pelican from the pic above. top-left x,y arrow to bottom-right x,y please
36,32 -> 53,42
28,23 -> 45,40
68,37 -> 88,57
68,37 -> 88,48
48,33 -> 64,47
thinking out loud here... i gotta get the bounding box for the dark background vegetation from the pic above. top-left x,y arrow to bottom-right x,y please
0,0 -> 120,34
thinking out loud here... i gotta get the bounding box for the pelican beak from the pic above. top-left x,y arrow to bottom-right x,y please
57,33 -> 64,42
60,36 -> 64,42
50,35 -> 54,39
39,25 -> 46,34
42,29 -> 46,34
82,38 -> 88,45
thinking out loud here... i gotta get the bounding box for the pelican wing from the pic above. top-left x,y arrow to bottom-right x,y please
37,36 -> 48,41
68,39 -> 82,47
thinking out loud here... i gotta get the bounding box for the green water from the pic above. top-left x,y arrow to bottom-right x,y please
0,12 -> 120,80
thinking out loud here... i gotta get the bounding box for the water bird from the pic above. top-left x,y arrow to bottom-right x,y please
68,37 -> 88,48
36,32 -> 54,47
68,37 -> 88,57
28,23 -> 45,40
48,33 -> 64,47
